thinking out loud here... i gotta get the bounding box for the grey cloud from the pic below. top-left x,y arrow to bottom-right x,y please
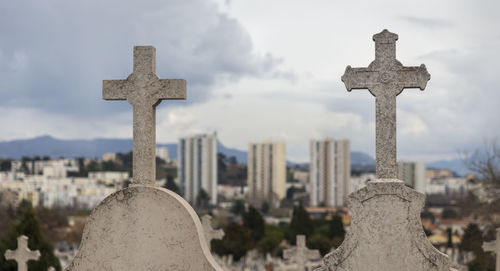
0,0 -> 286,118
398,16 -> 453,29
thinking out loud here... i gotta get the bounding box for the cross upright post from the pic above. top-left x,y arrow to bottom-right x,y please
4,235 -> 41,271
103,46 -> 186,185
341,29 -> 430,179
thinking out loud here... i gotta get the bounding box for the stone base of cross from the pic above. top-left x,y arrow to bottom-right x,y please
66,47 -> 223,271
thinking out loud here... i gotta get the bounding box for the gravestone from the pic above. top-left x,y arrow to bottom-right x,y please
201,215 -> 224,249
321,30 -> 450,271
66,46 -> 222,270
482,227 -> 499,270
284,235 -> 320,271
4,235 -> 40,271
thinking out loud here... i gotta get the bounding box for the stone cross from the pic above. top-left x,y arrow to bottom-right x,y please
283,235 -> 320,271
201,215 -> 224,248
341,29 -> 430,179
482,227 -> 500,270
4,235 -> 41,271
103,46 -> 186,185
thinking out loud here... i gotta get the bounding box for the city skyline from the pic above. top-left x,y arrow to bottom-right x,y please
0,0 -> 499,163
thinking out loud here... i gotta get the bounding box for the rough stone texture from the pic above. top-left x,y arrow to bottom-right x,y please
284,235 -> 321,271
66,186 -> 222,271
322,181 -> 450,271
341,29 -> 430,179
102,46 -> 186,186
201,215 -> 224,248
482,227 -> 499,270
4,235 -> 41,271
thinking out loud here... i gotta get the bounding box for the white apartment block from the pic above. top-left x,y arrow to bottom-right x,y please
247,141 -> 286,208
309,138 -> 351,207
88,171 -> 130,186
178,133 -> 218,206
397,161 -> 427,194
156,147 -> 170,163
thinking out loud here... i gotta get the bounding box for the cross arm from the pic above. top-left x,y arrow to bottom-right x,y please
482,241 -> 495,252
341,66 -> 378,91
397,64 -> 431,91
158,79 -> 187,100
103,80 -> 128,100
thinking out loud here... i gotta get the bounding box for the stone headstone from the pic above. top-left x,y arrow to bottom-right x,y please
4,235 -> 41,271
201,215 -> 224,249
283,235 -> 320,271
66,46 -> 222,271
321,30 -> 450,271
482,227 -> 499,271
48,267 -> 56,271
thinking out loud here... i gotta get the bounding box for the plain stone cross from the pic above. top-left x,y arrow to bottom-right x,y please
283,235 -> 320,271
103,46 -> 186,185
341,29 -> 430,179
4,235 -> 41,271
482,228 -> 500,270
201,215 -> 224,248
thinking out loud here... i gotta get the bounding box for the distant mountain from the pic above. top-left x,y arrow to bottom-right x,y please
0,135 -> 246,162
1,136 -> 468,175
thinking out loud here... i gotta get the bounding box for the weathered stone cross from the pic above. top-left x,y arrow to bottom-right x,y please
341,29 -> 430,179
103,46 -> 186,185
201,215 -> 224,248
482,227 -> 500,270
4,235 -> 41,271
283,235 -> 320,271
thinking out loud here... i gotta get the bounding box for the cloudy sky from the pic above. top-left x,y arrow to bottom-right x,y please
0,0 -> 499,162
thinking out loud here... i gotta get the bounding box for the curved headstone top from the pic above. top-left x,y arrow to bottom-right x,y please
322,181 -> 450,271
66,185 -> 222,271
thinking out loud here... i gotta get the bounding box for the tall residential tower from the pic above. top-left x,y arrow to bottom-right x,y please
247,141 -> 286,208
178,133 -> 218,205
309,138 -> 350,207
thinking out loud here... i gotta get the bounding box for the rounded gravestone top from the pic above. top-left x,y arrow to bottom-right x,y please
66,186 -> 222,271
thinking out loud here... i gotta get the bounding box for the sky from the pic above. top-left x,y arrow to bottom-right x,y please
0,0 -> 499,163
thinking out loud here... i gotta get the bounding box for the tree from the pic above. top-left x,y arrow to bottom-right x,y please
0,201 -> 61,271
195,189 -> 210,208
307,234 -> 332,256
230,200 -> 246,216
446,228 -> 453,248
460,223 -> 483,254
163,176 -> 181,196
420,208 -> 435,224
212,222 -> 251,261
329,215 -> 346,239
0,160 -> 12,172
441,208 -> 459,219
243,206 -> 265,242
287,204 -> 313,244
465,139 -> 500,187
260,202 -> 270,214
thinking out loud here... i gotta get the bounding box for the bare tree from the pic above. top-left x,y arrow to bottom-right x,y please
465,138 -> 500,187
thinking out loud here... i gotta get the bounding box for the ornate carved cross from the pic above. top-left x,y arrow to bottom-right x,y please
341,29 -> 430,179
201,215 -> 224,248
103,46 -> 186,185
4,235 -> 41,271
283,235 -> 320,271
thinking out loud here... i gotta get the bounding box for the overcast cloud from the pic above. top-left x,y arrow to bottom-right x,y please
0,0 -> 499,163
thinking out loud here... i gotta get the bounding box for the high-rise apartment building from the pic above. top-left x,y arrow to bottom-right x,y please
309,138 -> 350,207
397,161 -> 426,194
178,133 -> 218,205
247,142 -> 286,208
